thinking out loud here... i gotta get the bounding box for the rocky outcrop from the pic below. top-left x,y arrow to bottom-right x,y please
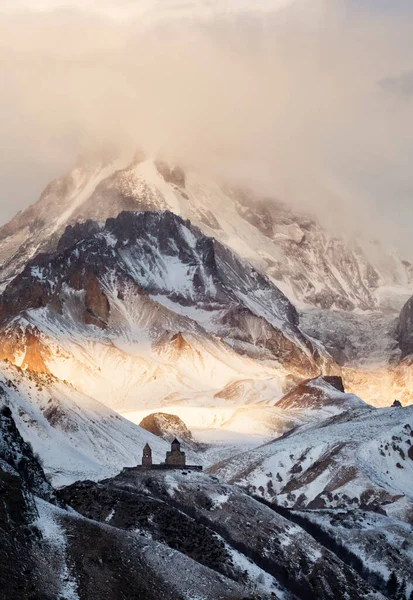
21,327 -> 51,374
139,412 -> 196,447
0,404 -> 57,501
275,375 -> 362,410
84,272 -> 110,327
57,219 -> 102,252
398,295 -> 413,358
0,326 -> 51,374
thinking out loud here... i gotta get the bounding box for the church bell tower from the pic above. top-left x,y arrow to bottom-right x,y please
142,443 -> 152,467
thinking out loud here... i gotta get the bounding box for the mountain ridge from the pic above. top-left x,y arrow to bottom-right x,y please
1,155 -> 411,313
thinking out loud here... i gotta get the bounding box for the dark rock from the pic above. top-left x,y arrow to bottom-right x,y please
57,220 -> 103,252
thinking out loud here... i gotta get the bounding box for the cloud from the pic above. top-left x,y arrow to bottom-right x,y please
381,70 -> 413,96
0,0 -> 295,20
0,0 -> 413,254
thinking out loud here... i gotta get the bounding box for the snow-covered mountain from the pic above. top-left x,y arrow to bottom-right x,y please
1,154 -> 411,312
2,153 -> 413,411
0,210 -> 336,421
2,154 -> 413,599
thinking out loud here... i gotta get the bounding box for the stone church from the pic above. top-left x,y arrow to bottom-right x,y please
139,438 -> 202,471
165,438 -> 186,466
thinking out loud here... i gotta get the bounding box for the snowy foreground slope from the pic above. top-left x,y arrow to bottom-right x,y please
0,154 -> 411,312
61,468 -> 387,600
206,397 -> 413,595
1,406 -> 386,600
0,361 -> 169,485
0,210 -> 335,419
0,407 -> 254,600
295,509 -> 413,596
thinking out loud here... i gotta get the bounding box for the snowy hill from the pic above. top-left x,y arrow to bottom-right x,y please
0,361 -> 169,485
61,465 -> 385,600
275,375 -> 367,411
0,154 -> 411,313
210,405 -> 413,518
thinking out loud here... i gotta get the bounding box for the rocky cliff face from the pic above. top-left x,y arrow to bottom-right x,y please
398,296 -> 413,359
0,404 -> 56,501
0,404 -> 62,599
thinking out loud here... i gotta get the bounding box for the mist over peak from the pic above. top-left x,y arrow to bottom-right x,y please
0,0 -> 413,255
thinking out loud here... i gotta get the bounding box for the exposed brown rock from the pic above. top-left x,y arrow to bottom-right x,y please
0,327 -> 25,364
21,328 -> 51,374
139,412 -> 195,446
170,332 -> 190,353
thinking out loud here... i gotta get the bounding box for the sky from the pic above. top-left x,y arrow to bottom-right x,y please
1,0 -> 413,252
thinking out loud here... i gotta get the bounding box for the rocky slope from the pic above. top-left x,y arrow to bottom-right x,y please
398,295 -> 413,359
210,404 -> 413,518
275,376 -> 366,411
293,509 -> 413,597
0,409 -> 261,600
0,155 -> 411,313
61,466 -> 384,600
0,210 -> 334,419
